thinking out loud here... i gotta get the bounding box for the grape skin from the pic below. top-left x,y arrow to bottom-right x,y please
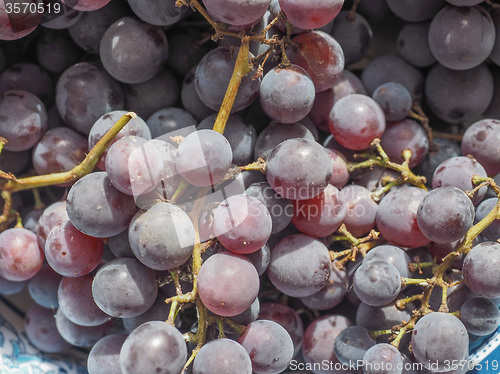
193,338 -> 252,374
334,326 -> 376,369
25,304 -> 71,353
202,0 -> 270,27
27,264 -> 61,308
461,119 -> 500,176
339,185 -> 378,237
462,241 -> 500,298
411,312 -> 469,372
460,297 -> 500,336
353,260 -> 402,307
362,245 -> 411,278
88,334 -> 127,374
474,198 -> 500,241
278,0 -> 344,30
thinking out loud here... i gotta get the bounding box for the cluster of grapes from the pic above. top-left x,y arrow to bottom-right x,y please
0,0 -> 500,373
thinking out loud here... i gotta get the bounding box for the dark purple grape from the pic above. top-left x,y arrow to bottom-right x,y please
198,252 -> 259,317
429,5 -> 495,70
330,11 -> 372,65
372,82 -> 412,122
278,0 -> 344,29
128,0 -> 189,26
432,156 -> 488,206
0,90 -> 47,151
411,312 -> 468,372
68,0 -> 130,54
266,138 -> 333,200
92,257 -> 158,318
268,234 -> 331,297
461,119 -> 500,176
123,67 -> 179,120
238,319 -> 294,374
181,66 -> 215,122
0,63 -> 54,106
66,172 -> 137,238
334,326 -> 376,369
362,343 -> 403,374
55,62 -> 124,135
376,186 -> 430,248
425,63 -> 493,124
28,264 -> 62,308
147,107 -> 197,139
460,296 -> 500,336
58,274 -> 111,326
361,54 -> 424,99
123,295 -> 173,333
0,276 -> 26,295
353,260 -> 401,306
195,47 -> 260,112
363,245 -> 411,278
0,149 -> 30,174
55,308 -> 113,347
259,65 -> 315,124
356,299 -> 413,331
417,186 -> 475,243
128,202 -> 195,270
193,338 -> 252,374
386,0 -> 445,22
202,0 -> 269,26
61,0 -> 110,11
463,241 -> 500,298
243,243 -> 271,276
88,334 -> 127,374
36,201 -> 69,249
120,321 -> 187,374
100,16 -> 168,84
25,304 -> 71,353
397,21 -> 436,68
475,198 -> 500,241
32,126 -> 88,176
36,30 -> 81,74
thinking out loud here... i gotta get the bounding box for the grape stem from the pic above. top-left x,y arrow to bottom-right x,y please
408,100 -> 434,152
239,158 -> 267,173
212,36 -> 252,134
401,277 -> 429,287
347,138 -> 427,190
0,112 -> 136,193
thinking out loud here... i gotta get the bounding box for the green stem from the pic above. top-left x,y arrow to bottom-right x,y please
401,277 -> 429,287
369,329 -> 393,339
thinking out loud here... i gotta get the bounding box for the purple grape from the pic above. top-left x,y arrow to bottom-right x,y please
28,264 -> 62,308
376,186 -> 430,248
0,275 -> 26,295
61,0 -> 111,11
363,245 -> 411,278
362,343 -> 403,374
353,260 -> 401,306
397,22 -> 436,68
120,321 -> 187,374
36,201 -> 69,249
123,295 -> 173,333
92,257 -> 158,318
460,296 -> 500,336
260,65 -> 315,124
66,172 -> 137,238
244,243 -> 271,276
326,149 -> 349,190
128,201 -> 195,270
463,241 -> 500,298
411,312 -> 468,372
128,0 -> 189,26
386,0 -> 445,22
334,326 -> 376,369
25,304 -> 71,353
372,82 -> 412,122
278,0 -> 344,30
417,186 -> 475,243
474,198 -> 500,241
238,320 -> 294,374
88,334 -> 127,374
55,308 -> 113,347
461,119 -> 500,176
176,129 -> 232,187
0,90 -> 47,151
429,5 -> 495,70
432,156 -> 488,206
198,252 -> 259,317
181,66 -> 215,122
55,62 -> 124,134
268,234 -> 331,297
193,338 -> 252,374
147,107 -> 197,139
266,138 -> 333,200
339,185 -> 378,237
356,299 -> 413,331
202,0 -> 270,26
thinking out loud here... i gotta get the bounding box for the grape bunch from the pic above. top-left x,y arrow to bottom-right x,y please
0,0 -> 500,374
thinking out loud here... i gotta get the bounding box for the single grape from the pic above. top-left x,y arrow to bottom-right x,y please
123,295 -> 174,333
147,107 -> 197,139
244,243 -> 271,276
460,296 -> 500,336
120,321 -> 187,374
0,276 -> 26,296
88,334 -> 127,374
372,82 -> 412,122
259,65 -> 316,124
326,149 -> 349,190
386,0 -> 445,22
55,308 -> 113,347
25,304 -> 71,353
292,184 -> 346,237
278,0 -> 344,29
461,119 -> 500,176
362,343 -> 403,374
0,228 -> 43,282
429,5 -> 495,70
411,312 -> 469,372
0,90 -> 47,151
92,257 -> 158,318
432,156 -> 488,206
202,0 -> 270,26
416,186 -> 475,243
353,260 -> 402,306
266,138 -> 333,200
128,201 -> 195,270
474,198 -> 500,241
356,299 -> 413,331
238,320 -> 294,374
128,0 -> 189,26
363,245 -> 411,278
61,0 -> 110,11
334,326 -> 376,369
287,31 -> 345,92
36,201 -> 69,249
259,302 -> 304,358
175,129 -> 233,187
28,264 -> 62,309
462,241 -> 500,298
329,94 -> 386,151
193,338 -> 252,374
375,186 -> 430,248
198,252 -> 259,317
339,185 -> 378,237
268,234 -> 331,297
182,66 -> 215,121
397,21 -> 436,68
